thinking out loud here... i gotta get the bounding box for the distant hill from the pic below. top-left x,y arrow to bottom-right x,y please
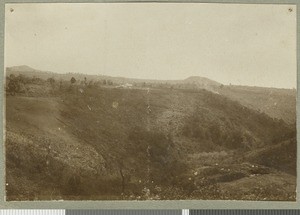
6,65 -> 220,88
6,65 -> 55,80
8,65 -> 37,73
5,65 -> 296,124
183,76 -> 221,87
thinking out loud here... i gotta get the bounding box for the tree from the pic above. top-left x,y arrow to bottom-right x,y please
47,78 -> 55,85
9,74 -> 15,80
59,80 -> 63,90
7,75 -> 20,96
7,79 -> 19,96
70,77 -> 76,85
17,74 -> 27,84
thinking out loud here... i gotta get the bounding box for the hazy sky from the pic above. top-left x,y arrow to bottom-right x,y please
5,3 -> 296,88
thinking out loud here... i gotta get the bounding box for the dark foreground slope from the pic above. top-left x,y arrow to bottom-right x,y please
5,85 -> 296,201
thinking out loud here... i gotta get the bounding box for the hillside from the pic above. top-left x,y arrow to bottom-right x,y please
219,85 -> 296,124
5,80 -> 296,200
6,66 -> 296,124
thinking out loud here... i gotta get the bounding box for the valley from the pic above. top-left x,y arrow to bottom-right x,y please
5,70 -> 297,200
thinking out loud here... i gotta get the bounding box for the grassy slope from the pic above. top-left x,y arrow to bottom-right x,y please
5,86 -> 296,200
6,96 -> 107,200
219,86 -> 296,124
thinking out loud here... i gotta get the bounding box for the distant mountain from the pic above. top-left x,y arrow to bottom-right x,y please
7,65 -> 37,73
6,65 -> 55,80
183,76 -> 221,87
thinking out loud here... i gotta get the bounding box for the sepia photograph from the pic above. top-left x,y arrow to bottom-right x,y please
4,3 -> 297,201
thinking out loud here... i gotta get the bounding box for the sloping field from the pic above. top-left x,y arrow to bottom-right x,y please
219,86 -> 296,124
6,97 -> 107,200
5,86 -> 296,200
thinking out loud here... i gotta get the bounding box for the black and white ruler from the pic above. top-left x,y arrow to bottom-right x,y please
1,210 -> 300,215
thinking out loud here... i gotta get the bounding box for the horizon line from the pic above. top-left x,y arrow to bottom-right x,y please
5,65 -> 297,90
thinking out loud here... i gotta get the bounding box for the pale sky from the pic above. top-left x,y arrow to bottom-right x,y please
5,3 -> 297,88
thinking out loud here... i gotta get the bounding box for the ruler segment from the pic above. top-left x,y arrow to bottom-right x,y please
65,210 -> 182,215
0,210 -> 65,215
182,209 -> 189,215
190,210 -> 300,215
